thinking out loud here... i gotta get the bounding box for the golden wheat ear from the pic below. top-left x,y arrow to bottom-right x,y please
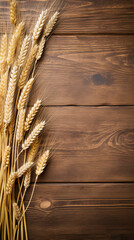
24,99 -> 41,132
10,0 -> 17,25
4,65 -> 18,128
13,202 -> 21,221
32,10 -> 48,43
6,172 -> 17,195
22,121 -> 45,150
18,78 -> 34,110
36,150 -> 50,176
18,45 -> 38,89
2,145 -> 11,169
18,35 -> 31,67
44,11 -> 59,37
16,109 -> 26,142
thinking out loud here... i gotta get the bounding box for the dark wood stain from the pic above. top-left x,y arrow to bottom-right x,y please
1,0 -> 134,239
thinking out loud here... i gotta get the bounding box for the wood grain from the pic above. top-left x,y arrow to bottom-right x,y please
30,35 -> 134,106
25,183 -> 134,240
1,0 -> 134,34
31,106 -> 134,182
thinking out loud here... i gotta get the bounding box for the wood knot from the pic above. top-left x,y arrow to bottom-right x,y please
40,200 -> 51,209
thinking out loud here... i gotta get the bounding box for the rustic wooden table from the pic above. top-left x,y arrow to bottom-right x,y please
1,0 -> 134,239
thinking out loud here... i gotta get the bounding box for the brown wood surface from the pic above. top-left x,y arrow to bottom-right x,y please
33,106 -> 134,182
1,0 -> 134,34
1,0 -> 134,239
25,184 -> 134,240
30,35 -> 134,105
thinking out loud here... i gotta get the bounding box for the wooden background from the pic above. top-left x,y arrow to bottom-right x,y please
1,0 -> 134,239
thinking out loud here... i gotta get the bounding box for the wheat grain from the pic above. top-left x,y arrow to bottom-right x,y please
7,22 -> 24,65
16,161 -> 34,178
36,150 -> 49,176
22,121 -> 45,150
44,11 -> 59,37
18,35 -> 30,67
13,203 -> 21,221
0,34 -> 7,74
24,169 -> 31,189
18,78 -> 34,110
24,99 -> 41,132
2,145 -> 11,169
16,109 -> 26,142
10,0 -> 17,25
32,10 -> 47,42
6,172 -> 17,195
36,37 -> 46,61
18,45 -> 38,89
4,65 -> 18,127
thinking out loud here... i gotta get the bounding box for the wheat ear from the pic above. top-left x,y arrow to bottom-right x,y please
22,121 -> 45,150
36,37 -> 46,61
16,161 -> 34,178
24,169 -> 31,190
36,150 -> 49,176
0,70 -> 8,97
4,65 -> 18,128
18,78 -> 34,110
32,10 -> 47,42
44,11 -> 59,37
10,0 -> 17,25
18,35 -> 30,67
0,34 -> 7,74
13,203 -> 21,221
6,172 -> 17,195
24,139 -> 39,190
16,109 -> 26,142
2,145 -> 11,169
24,99 -> 41,132
18,45 -> 38,89
7,22 -> 24,65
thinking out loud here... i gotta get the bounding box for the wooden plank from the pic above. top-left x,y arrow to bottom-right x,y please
1,0 -> 134,34
32,106 -> 134,182
29,35 -> 134,106
25,183 -> 134,240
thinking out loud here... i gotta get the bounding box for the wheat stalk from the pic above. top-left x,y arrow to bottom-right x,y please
16,109 -> 26,142
44,11 -> 59,37
32,10 -> 47,43
16,161 -> 34,178
24,99 -> 41,132
22,121 -> 45,150
18,35 -> 30,67
10,0 -> 17,25
18,78 -> 34,110
4,65 -> 18,128
13,203 -> 21,221
18,45 -> 38,89
36,150 -> 49,176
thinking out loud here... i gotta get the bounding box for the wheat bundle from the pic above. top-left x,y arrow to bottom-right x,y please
0,0 -> 60,239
